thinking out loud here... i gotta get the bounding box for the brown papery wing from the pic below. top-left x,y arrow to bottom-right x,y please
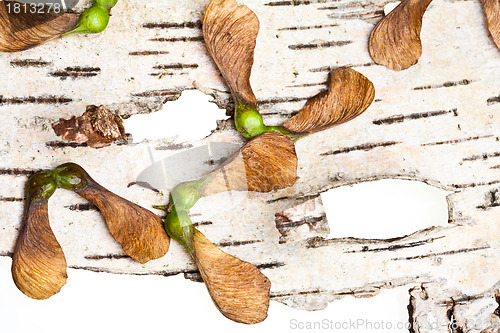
483,0 -> 500,49
0,1 -> 77,52
77,183 -> 170,264
12,200 -> 67,299
203,0 -> 259,106
193,228 -> 271,324
283,68 -> 375,133
202,132 -> 297,196
368,0 -> 433,71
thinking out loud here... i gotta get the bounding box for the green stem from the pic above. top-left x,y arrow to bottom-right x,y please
27,171 -> 57,201
164,206 -> 194,255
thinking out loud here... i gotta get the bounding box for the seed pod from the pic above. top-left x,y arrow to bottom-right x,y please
368,0 -> 433,71
192,228 -> 271,324
202,132 -> 298,196
11,171 -> 67,300
282,68 -> 375,133
54,163 -> 170,264
203,0 -> 259,106
0,1 -> 78,52
63,5 -> 110,37
483,0 -> 500,49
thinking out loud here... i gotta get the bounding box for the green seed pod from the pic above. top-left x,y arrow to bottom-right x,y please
27,171 -> 57,201
63,6 -> 110,36
95,0 -> 119,10
169,179 -> 207,211
53,163 -> 88,192
164,207 -> 194,253
234,101 -> 265,139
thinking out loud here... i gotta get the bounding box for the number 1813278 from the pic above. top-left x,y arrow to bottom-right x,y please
5,2 -> 63,14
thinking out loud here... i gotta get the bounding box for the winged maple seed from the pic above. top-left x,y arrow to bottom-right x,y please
0,1 -> 77,52
483,0 -> 500,49
11,172 -> 67,300
202,132 -> 298,196
192,228 -> 271,324
54,163 -> 170,264
369,0 -> 433,71
283,68 -> 375,133
202,0 -> 259,106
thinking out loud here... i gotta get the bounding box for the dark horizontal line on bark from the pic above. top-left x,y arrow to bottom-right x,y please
131,89 -> 183,98
487,95 -> 500,106
149,72 -> 189,77
451,180 -> 500,189
326,9 -> 384,20
85,254 -> 131,260
48,67 -> 101,79
491,164 -> 500,169
309,62 -> 375,73
462,151 -> 500,162
439,294 -> 485,305
279,23 -> 339,31
155,142 -> 194,150
288,40 -> 351,50
149,36 -> 204,43
286,82 -> 325,88
127,181 -> 160,193
259,96 -> 311,104
256,261 -> 286,270
192,221 -> 213,227
215,239 -> 263,247
0,251 -> 13,258
45,141 -> 89,149
413,79 -> 473,90
344,237 -> 445,253
0,168 -> 42,176
63,66 -> 101,72
66,203 -> 98,211
265,0 -> 334,6
10,59 -> 51,67
152,63 -> 198,70
142,21 -> 202,29
0,95 -> 72,105
373,109 -> 457,125
276,215 -> 325,229
421,135 -> 494,146
321,141 -> 399,156
129,50 -> 170,56
0,196 -> 23,202
391,246 -> 490,261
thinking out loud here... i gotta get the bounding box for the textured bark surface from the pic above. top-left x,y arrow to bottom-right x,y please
0,0 -> 499,331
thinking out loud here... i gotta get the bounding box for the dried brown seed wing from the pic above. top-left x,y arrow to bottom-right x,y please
283,68 -> 375,133
483,0 -> 500,49
78,183 -> 170,264
193,228 -> 271,324
0,2 -> 77,52
368,0 -> 433,71
203,0 -> 259,106
12,201 -> 67,299
202,132 -> 297,196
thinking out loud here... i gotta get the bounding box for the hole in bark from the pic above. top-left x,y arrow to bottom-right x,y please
123,90 -> 229,143
321,179 -> 449,239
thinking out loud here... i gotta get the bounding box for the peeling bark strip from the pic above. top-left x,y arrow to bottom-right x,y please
372,109 -> 458,125
413,79 -> 473,90
391,246 -> 490,261
288,40 -> 351,50
344,237 -> 445,253
0,95 -> 72,105
462,152 -> 500,162
0,252 -> 13,258
421,135 -> 494,146
309,62 -> 375,73
48,67 -> 101,79
10,59 -> 51,67
142,21 -> 202,29
320,141 -> 399,156
149,36 -> 204,43
129,50 -> 170,56
279,23 -> 339,31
